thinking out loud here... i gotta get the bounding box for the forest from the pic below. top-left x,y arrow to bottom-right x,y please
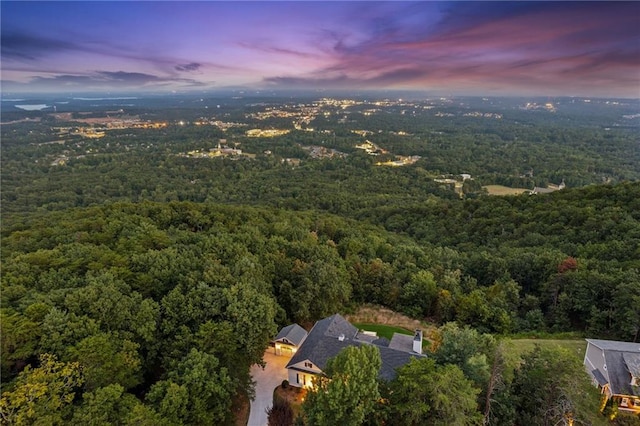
1,94 -> 639,425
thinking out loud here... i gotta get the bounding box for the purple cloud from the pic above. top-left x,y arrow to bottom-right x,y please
175,62 -> 201,72
1,31 -> 80,61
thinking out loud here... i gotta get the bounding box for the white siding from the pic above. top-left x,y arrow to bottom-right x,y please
288,359 -> 323,374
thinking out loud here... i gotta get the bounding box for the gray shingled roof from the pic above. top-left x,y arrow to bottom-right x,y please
604,351 -> 639,397
586,339 -> 640,352
591,369 -> 608,386
285,314 -> 424,381
377,345 -> 421,381
586,339 -> 640,397
389,333 -> 414,353
623,352 -> 640,378
274,323 -> 308,346
285,314 -> 357,371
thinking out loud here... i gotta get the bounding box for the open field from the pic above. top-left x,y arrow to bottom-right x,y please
483,184 -> 530,195
508,338 -> 587,360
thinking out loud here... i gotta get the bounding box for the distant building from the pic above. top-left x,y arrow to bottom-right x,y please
530,180 -> 566,194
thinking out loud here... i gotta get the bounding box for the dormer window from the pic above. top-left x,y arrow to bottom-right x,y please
305,362 -> 313,369
632,376 -> 640,387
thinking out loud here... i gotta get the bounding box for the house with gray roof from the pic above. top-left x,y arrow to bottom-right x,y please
272,323 -> 308,357
279,314 -> 425,388
584,338 -> 640,413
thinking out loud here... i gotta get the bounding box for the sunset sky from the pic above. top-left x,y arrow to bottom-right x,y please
2,1 -> 639,97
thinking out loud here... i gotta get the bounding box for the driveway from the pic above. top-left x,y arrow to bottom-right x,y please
248,350 -> 290,426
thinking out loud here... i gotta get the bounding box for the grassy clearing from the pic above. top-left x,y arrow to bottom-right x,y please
346,305 -> 436,334
352,323 -> 413,340
508,338 -> 586,360
483,184 -> 529,195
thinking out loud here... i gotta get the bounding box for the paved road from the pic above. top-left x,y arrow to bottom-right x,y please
248,351 -> 289,426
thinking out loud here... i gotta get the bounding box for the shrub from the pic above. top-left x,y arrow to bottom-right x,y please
267,399 -> 294,426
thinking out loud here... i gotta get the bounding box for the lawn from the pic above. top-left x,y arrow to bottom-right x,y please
508,338 -> 587,360
483,184 -> 530,195
352,322 -> 413,341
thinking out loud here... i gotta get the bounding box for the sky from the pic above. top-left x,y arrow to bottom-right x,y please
1,1 -> 639,98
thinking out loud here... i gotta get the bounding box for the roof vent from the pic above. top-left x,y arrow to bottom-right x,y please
338,334 -> 345,342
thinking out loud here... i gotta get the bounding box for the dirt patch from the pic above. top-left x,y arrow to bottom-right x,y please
346,305 -> 438,341
232,391 -> 250,426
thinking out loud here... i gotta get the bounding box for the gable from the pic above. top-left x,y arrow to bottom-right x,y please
274,323 -> 308,346
288,358 -> 323,374
585,339 -> 640,397
285,314 -> 425,382
623,353 -> 640,378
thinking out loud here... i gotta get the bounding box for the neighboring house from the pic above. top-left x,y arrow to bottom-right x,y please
272,323 -> 308,357
530,180 -> 566,195
276,314 -> 425,388
583,338 -> 640,413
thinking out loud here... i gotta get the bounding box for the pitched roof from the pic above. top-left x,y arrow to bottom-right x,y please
274,323 -> 308,346
591,369 -> 608,386
285,314 -> 357,371
586,339 -> 640,352
285,314 -> 424,381
585,339 -> 640,397
623,352 -> 640,378
388,333 -> 414,353
377,345 -> 421,381
604,351 -> 639,397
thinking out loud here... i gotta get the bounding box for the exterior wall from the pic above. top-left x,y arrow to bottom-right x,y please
584,342 -> 605,375
274,342 -> 297,357
288,369 -> 320,388
613,394 -> 640,413
287,359 -> 324,388
584,342 -> 609,391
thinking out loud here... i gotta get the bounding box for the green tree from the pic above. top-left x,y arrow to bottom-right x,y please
399,270 -> 438,318
224,281 -> 278,367
146,381 -> 188,425
39,308 -> 100,360
64,275 -> 159,347
0,354 -> 83,425
433,322 -> 495,389
0,309 -> 42,379
511,345 -> 603,426
147,349 -> 234,425
482,340 -> 519,426
288,256 -> 351,323
68,333 -> 142,391
303,345 -> 382,426
72,384 -> 141,425
387,358 -> 482,426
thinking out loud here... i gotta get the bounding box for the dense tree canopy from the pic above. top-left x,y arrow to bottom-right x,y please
2,94 -> 638,423
303,345 -> 382,426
